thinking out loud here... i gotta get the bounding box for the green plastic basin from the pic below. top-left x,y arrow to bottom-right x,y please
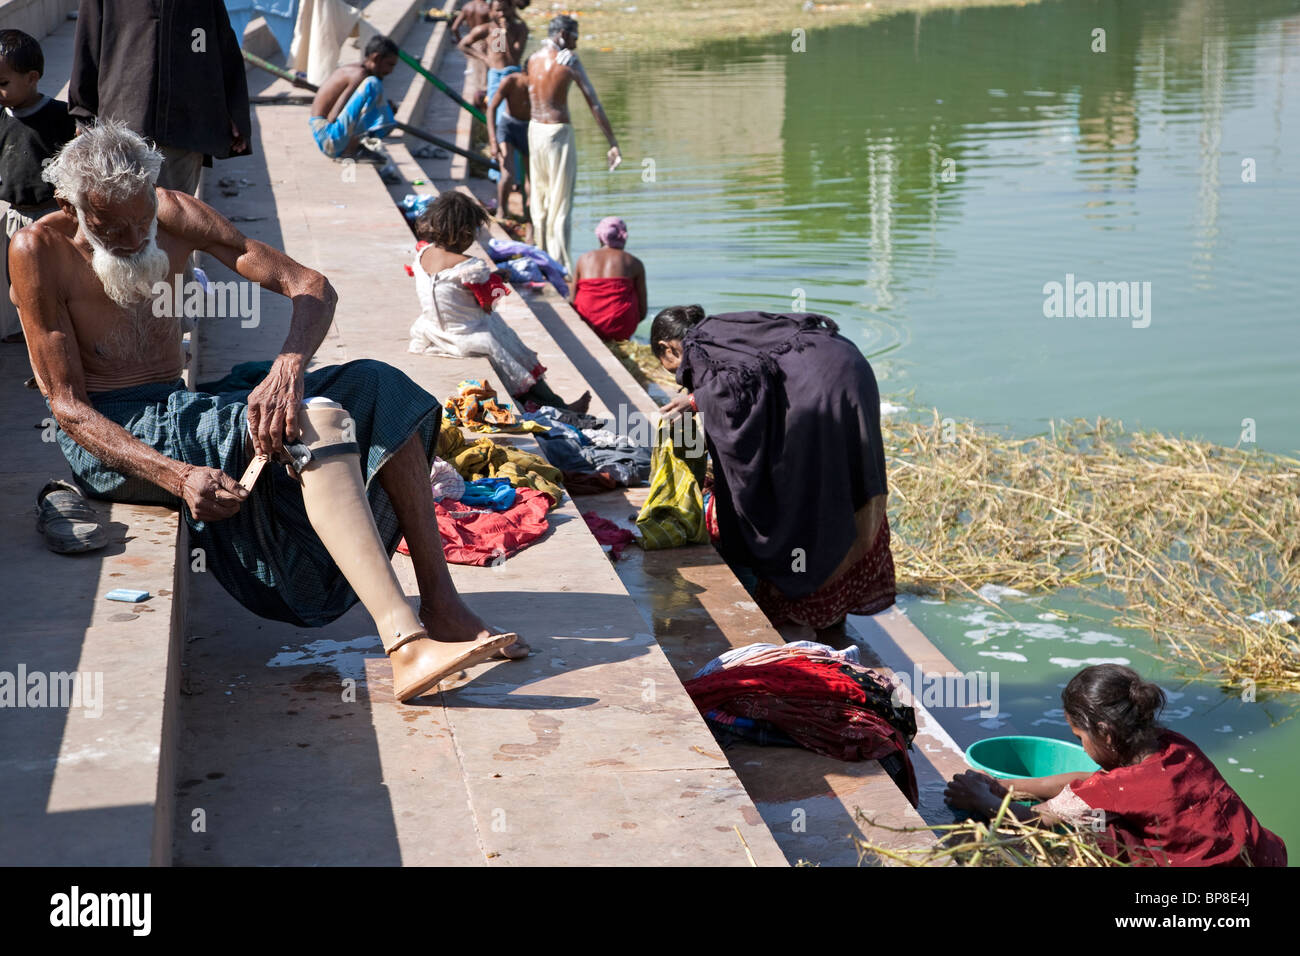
965,735 -> 1100,779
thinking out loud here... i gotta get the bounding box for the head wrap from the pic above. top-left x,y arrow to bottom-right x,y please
595,216 -> 628,249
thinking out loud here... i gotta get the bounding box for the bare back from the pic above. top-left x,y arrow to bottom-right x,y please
311,63 -> 368,121
575,247 -> 641,279
526,46 -> 576,124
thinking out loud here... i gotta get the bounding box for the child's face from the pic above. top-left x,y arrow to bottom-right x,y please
364,53 -> 398,78
0,59 -> 41,111
1066,716 -> 1114,768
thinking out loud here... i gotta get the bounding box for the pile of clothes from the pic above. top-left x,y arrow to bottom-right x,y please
435,420 -> 566,506
399,431 -> 567,565
521,405 -> 652,495
684,641 -> 920,806
486,237 -> 569,297
442,379 -> 542,433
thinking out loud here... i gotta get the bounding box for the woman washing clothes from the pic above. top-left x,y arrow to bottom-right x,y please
945,664 -> 1287,867
651,305 -> 896,642
409,191 -> 589,412
570,217 -> 646,341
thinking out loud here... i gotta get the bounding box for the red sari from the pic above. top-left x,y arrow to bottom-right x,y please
1042,730 -> 1287,867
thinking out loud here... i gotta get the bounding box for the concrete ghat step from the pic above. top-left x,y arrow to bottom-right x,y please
0,469 -> 186,866
0,11 -> 186,867
179,74 -> 785,865
575,486 -> 939,865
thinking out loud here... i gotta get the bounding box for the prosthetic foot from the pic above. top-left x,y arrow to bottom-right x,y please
293,398 -> 516,700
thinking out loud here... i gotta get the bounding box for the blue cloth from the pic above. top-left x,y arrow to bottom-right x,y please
486,237 -> 568,297
485,65 -> 520,125
55,360 -> 440,629
459,477 -> 518,511
224,0 -> 299,57
400,192 -> 436,222
499,257 -> 544,286
308,76 -> 394,158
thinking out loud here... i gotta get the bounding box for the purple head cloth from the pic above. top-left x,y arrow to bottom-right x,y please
595,216 -> 628,249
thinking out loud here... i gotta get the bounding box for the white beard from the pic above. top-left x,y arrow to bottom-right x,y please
77,208 -> 171,308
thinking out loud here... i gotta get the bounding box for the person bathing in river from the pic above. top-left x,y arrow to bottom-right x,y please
570,217 -> 646,341
652,306 -> 896,642
526,15 -> 622,275
485,67 -> 531,221
945,664 -> 1287,866
459,0 -> 528,121
409,191 -> 590,412
450,0 -> 493,109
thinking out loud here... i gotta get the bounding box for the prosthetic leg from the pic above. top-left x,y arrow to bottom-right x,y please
292,398 -> 515,701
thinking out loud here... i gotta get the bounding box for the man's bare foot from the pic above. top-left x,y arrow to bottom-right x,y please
566,390 -> 592,415
419,603 -> 530,661
389,631 -> 516,702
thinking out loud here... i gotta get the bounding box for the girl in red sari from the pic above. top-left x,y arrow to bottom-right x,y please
945,664 -> 1287,867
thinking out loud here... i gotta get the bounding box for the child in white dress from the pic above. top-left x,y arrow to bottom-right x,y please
409,192 -> 589,411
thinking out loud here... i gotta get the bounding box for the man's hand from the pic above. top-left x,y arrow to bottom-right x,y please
178,464 -> 248,521
658,392 -> 693,422
245,360 -> 305,458
607,145 -> 622,171
230,119 -> 249,155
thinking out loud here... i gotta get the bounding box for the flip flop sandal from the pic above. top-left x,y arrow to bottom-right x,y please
35,479 -> 108,554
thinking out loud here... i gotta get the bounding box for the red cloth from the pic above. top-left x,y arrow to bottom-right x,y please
755,518 -> 896,629
685,655 -> 918,806
397,487 -> 551,566
582,513 -> 635,559
463,273 -> 512,311
572,276 -> 640,340
1065,730 -> 1287,867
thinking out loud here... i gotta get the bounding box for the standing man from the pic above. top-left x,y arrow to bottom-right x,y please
459,0 -> 528,128
451,0 -> 494,110
526,16 -> 621,276
68,0 -> 251,196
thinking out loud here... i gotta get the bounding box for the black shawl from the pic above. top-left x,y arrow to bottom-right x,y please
678,311 -> 887,599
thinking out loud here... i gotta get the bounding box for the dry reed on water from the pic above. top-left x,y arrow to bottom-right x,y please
882,412 -> 1300,692
853,795 -> 1130,867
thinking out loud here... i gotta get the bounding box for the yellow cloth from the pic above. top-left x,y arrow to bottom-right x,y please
636,421 -> 709,549
437,422 -> 565,508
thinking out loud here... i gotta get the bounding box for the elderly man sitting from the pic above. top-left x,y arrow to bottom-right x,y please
9,121 -> 525,702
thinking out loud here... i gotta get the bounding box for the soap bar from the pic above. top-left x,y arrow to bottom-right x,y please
106,588 -> 150,603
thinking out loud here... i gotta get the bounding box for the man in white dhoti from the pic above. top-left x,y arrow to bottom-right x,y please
524,16 -> 621,276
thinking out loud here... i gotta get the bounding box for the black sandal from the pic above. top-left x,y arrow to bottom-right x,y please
35,479 -> 108,554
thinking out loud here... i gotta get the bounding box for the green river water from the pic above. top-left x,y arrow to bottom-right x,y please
567,0 -> 1299,857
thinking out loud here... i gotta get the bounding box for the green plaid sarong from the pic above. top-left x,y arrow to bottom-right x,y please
56,360 -> 440,628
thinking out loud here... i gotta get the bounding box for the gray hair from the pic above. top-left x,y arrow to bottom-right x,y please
42,120 -> 162,208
